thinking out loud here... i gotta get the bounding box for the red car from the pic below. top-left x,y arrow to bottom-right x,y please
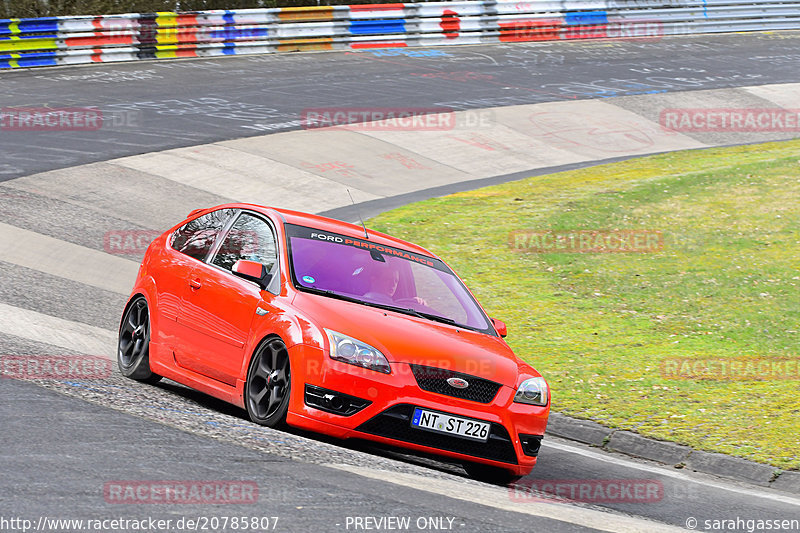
118,204 -> 549,483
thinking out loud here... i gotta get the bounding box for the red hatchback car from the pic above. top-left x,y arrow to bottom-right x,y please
118,204 -> 549,483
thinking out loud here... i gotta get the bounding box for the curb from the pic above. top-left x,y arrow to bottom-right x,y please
546,412 -> 798,495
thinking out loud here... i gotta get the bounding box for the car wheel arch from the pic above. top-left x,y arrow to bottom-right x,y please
239,310 -> 304,375
241,332 -> 292,381
123,278 -> 159,334
121,292 -> 149,327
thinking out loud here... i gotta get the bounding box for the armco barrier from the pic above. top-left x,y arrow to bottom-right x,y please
1,0 -> 799,69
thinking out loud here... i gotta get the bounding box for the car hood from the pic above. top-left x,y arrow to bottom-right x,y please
292,291 -> 530,387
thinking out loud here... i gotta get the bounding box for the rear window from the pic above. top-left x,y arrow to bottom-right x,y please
171,209 -> 235,261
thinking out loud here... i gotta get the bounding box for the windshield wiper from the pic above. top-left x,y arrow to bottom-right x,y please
372,303 -> 462,328
407,309 -> 458,326
299,286 -> 365,305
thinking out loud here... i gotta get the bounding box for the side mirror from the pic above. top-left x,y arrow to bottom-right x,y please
491,317 -> 507,338
232,260 -> 270,290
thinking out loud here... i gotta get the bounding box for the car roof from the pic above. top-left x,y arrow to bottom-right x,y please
205,203 -> 438,259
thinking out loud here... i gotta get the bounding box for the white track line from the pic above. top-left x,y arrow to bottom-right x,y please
0,222 -> 138,295
542,440 -> 800,506
0,303 -> 116,358
327,464 -> 685,533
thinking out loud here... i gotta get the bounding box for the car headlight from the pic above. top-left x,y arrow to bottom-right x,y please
324,329 -> 391,374
514,377 -> 548,406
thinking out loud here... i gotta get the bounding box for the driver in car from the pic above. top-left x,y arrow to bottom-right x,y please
363,264 -> 427,306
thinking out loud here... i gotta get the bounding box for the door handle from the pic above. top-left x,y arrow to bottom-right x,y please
189,278 -> 202,290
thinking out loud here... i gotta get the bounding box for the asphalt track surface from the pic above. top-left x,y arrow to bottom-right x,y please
2,32 -> 800,532
1,31 -> 800,181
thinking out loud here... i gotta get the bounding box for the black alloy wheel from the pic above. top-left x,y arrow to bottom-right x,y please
118,296 -> 161,383
245,337 -> 291,427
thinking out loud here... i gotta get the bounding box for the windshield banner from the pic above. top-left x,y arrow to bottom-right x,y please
286,224 -> 449,272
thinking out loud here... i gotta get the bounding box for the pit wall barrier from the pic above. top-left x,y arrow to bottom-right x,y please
2,0 -> 799,69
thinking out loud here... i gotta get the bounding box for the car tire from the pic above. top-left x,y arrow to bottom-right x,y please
462,462 -> 522,486
118,296 -> 162,384
245,337 -> 291,428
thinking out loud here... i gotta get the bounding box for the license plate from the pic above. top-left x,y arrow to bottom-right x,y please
411,408 -> 490,442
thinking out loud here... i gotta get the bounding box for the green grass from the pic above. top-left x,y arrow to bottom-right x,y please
368,140 -> 800,470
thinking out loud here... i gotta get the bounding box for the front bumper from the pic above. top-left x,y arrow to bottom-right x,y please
286,344 -> 549,475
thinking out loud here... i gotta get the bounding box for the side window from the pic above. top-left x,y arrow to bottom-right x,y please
211,213 -> 278,273
171,209 -> 235,261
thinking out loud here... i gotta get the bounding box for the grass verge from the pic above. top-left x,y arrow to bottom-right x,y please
367,140 -> 800,469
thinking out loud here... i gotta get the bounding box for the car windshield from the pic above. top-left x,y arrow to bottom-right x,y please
286,224 -> 491,333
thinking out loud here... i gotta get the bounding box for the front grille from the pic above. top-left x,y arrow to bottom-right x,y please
410,364 -> 502,403
356,404 -> 518,464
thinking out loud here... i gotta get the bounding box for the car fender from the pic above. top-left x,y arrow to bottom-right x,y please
236,302 -> 328,406
237,301 -> 308,379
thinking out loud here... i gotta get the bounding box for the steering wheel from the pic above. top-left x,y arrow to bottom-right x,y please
394,297 -> 436,314
362,292 -> 394,304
